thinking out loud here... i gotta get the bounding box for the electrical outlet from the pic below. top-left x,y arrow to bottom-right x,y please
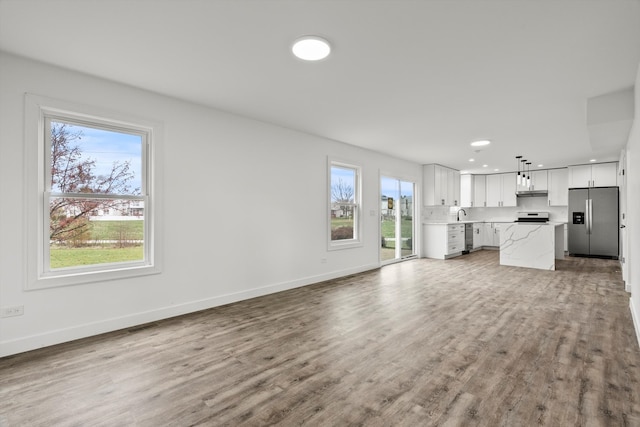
1,305 -> 24,318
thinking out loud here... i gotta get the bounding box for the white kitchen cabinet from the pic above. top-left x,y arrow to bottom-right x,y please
591,163 -> 618,187
548,168 -> 568,206
486,173 -> 517,207
423,164 -> 461,206
491,222 -> 500,248
568,162 -> 617,188
461,174 -> 486,208
450,169 -> 460,207
481,222 -> 502,247
423,223 -> 465,259
472,223 -> 484,249
481,223 -> 492,246
474,175 -> 486,207
460,174 -> 473,207
530,170 -> 548,191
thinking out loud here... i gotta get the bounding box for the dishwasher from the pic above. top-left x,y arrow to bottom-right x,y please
463,223 -> 473,254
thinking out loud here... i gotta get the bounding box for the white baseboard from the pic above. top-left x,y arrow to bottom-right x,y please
0,263 -> 379,357
631,297 -> 640,350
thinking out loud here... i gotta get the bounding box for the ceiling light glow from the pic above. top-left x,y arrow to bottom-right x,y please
589,159 -> 597,162
470,140 -> 491,147
292,36 -> 331,61
538,164 -> 544,167
469,158 -> 475,162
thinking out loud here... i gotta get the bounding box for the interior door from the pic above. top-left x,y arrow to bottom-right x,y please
619,151 -> 628,283
380,176 -> 415,263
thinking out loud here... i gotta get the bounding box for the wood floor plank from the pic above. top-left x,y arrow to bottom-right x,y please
1,251 -> 639,426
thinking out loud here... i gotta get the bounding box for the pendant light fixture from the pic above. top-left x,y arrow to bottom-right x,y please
521,159 -> 527,187
526,162 -> 532,189
515,156 -> 522,185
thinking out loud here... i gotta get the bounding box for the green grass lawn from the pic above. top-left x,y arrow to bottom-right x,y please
51,220 -> 144,268
50,246 -> 144,269
380,218 -> 413,238
88,220 -> 144,240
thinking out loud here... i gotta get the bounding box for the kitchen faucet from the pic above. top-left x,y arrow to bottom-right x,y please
457,209 -> 467,222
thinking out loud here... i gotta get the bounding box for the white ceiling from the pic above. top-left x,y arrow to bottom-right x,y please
2,0 -> 639,174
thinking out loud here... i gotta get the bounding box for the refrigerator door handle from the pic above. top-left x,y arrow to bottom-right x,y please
585,200 -> 590,234
588,198 -> 593,234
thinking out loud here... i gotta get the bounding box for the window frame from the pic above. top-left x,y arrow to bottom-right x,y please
328,158 -> 362,250
25,94 -> 163,289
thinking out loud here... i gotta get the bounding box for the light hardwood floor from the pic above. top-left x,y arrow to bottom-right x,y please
1,251 -> 639,426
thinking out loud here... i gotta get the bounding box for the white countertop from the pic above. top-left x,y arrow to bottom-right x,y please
422,220 -> 568,225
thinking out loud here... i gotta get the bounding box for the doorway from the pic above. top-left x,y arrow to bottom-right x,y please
380,176 -> 416,263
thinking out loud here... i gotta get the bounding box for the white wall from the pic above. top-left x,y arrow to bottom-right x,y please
0,52 -> 422,356
627,64 -> 640,348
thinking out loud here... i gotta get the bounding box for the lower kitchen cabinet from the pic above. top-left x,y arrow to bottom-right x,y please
472,223 -> 484,249
423,223 -> 465,259
482,222 -> 501,247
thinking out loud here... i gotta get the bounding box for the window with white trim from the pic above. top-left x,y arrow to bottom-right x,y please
25,94 -> 162,289
329,160 -> 362,249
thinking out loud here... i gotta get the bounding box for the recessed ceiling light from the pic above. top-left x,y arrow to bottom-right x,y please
494,168 -> 499,172
292,36 -> 331,61
469,158 -> 475,162
589,159 -> 597,162
537,164 -> 544,167
482,164 -> 488,168
470,140 -> 491,147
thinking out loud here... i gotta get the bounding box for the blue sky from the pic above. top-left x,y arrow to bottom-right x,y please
381,176 -> 413,200
54,122 -> 143,192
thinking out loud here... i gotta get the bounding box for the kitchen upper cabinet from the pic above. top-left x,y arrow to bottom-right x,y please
460,174 -> 473,207
486,173 -> 517,207
423,164 -> 460,206
530,170 -> 548,191
548,168 -> 568,206
591,163 -> 618,187
461,174 -> 486,207
474,175 -> 486,207
568,162 -> 617,188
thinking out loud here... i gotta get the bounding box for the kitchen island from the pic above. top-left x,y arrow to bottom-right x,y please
499,223 -> 564,270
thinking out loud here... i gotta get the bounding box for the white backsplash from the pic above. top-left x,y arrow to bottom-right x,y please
423,197 -> 568,223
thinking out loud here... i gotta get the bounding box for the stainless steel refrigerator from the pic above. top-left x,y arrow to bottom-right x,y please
568,187 -> 619,258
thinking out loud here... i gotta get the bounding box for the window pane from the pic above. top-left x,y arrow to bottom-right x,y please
330,165 -> 357,241
49,197 -> 144,269
50,121 -> 142,196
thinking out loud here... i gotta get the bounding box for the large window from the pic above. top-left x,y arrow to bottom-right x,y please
25,95 -> 162,288
329,160 -> 361,249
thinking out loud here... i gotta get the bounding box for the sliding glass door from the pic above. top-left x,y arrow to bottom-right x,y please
380,176 -> 415,263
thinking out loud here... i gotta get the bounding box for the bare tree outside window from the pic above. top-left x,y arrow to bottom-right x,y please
330,165 -> 358,241
47,120 -> 145,269
49,122 -> 138,243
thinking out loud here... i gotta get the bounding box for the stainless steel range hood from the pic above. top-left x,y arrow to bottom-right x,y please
516,190 -> 548,197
